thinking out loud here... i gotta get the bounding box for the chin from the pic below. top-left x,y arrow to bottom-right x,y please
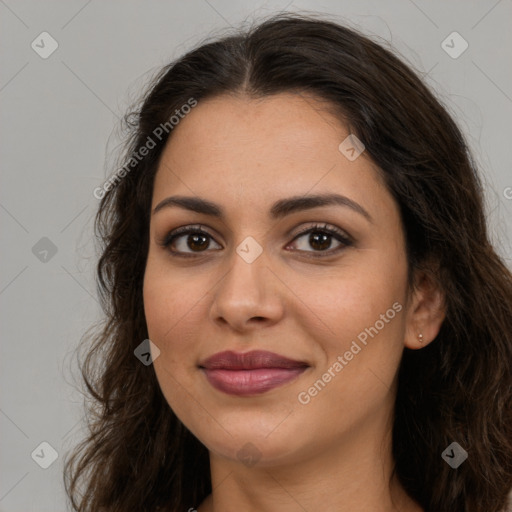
189,414 -> 313,468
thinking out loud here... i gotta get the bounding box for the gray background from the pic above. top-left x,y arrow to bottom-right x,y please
1,1 -> 511,511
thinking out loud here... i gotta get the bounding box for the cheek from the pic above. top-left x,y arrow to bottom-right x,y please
142,265 -> 199,406
290,258 -> 408,414
142,253 -> 221,376
143,261 -> 201,418
293,255 -> 406,347
143,255 -> 202,343
291,273 -> 406,428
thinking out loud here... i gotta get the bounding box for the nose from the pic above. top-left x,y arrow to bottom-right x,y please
209,247 -> 285,333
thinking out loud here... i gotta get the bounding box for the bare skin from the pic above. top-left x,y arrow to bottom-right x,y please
143,92 -> 445,512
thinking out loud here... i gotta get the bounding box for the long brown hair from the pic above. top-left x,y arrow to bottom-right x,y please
64,12 -> 512,512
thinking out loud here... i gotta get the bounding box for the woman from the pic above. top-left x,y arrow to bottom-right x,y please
64,12 -> 512,512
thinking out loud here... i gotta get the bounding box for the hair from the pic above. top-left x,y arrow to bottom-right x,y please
64,12 -> 512,512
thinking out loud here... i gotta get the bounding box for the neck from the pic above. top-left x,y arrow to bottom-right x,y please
198,406 -> 423,512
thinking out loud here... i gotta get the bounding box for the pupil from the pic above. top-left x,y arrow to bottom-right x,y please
189,234 -> 208,251
185,232 -> 332,252
310,232 -> 331,250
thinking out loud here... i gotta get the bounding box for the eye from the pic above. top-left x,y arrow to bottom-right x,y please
160,225 -> 221,257
287,223 -> 353,256
159,223 -> 353,258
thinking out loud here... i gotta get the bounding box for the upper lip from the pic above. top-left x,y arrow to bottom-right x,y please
199,350 -> 309,370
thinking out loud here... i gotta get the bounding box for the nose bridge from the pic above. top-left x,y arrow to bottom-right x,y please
209,238 -> 282,328
220,239 -> 268,303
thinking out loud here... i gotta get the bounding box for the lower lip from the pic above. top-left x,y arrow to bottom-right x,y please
202,367 -> 307,396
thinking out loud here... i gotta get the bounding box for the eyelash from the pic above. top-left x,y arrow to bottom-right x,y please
159,223 -> 353,259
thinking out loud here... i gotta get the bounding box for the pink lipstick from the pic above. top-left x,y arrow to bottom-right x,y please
199,350 -> 309,396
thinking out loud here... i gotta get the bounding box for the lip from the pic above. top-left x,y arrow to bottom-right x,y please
199,350 -> 309,396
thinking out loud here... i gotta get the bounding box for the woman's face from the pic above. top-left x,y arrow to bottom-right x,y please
143,92 -> 413,466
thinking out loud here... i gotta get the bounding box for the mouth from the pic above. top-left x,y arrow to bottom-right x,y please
198,350 -> 310,396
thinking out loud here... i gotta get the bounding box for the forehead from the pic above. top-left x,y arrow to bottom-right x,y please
152,93 -> 393,221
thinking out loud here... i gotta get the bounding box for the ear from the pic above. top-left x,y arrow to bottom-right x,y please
404,267 -> 446,350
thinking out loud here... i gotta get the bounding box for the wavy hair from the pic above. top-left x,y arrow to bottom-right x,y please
64,12 -> 512,512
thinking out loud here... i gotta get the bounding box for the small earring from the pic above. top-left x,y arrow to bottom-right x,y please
418,333 -> 424,344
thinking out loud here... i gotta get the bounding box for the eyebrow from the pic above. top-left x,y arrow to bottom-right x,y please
152,193 -> 373,223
